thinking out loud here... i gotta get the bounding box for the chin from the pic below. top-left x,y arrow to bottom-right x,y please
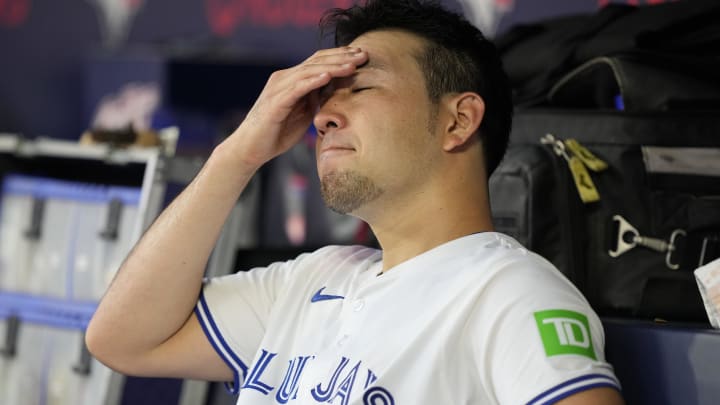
320,170 -> 384,216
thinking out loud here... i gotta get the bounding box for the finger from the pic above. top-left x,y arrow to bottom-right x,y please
301,49 -> 367,71
292,52 -> 368,84
294,60 -> 362,81
303,46 -> 363,62
285,72 -> 333,106
281,47 -> 366,87
261,49 -> 366,112
265,51 -> 363,92
270,57 -> 363,100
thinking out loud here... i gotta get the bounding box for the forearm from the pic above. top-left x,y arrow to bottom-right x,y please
86,46 -> 368,376
86,139 -> 258,364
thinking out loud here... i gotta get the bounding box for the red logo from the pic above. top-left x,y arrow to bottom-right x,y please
205,0 -> 352,37
0,0 -> 30,28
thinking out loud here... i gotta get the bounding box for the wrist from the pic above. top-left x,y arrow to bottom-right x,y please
209,139 -> 262,180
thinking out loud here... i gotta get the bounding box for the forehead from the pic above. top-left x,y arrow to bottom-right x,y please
348,29 -> 427,74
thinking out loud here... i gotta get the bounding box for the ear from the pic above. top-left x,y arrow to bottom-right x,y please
441,92 -> 485,152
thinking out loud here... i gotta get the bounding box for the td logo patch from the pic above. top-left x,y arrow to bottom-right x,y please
534,309 -> 596,360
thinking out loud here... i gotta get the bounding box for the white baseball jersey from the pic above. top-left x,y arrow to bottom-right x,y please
196,232 -> 621,404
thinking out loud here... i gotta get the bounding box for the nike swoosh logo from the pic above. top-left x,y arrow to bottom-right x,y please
311,287 -> 345,303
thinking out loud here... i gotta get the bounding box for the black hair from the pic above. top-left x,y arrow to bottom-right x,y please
320,0 -> 513,176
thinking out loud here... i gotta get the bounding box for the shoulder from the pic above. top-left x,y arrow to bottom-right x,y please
463,233 -> 602,353
463,236 -> 619,404
469,233 -> 585,305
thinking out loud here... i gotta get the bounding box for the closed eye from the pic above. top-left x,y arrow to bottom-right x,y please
351,87 -> 372,93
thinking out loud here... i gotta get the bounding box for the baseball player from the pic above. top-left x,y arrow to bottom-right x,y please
87,0 -> 624,404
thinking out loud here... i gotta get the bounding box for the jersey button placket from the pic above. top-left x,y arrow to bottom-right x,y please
352,299 -> 365,312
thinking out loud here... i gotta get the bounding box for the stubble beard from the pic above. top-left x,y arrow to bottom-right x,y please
320,170 -> 384,215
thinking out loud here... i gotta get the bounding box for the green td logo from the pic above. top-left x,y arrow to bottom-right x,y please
534,309 -> 596,360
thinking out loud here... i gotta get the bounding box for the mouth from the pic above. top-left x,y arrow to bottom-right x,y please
318,147 -> 356,161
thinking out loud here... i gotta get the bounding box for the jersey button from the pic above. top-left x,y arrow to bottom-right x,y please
353,299 -> 365,312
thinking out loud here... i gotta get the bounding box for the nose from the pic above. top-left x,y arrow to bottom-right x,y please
313,97 -> 346,137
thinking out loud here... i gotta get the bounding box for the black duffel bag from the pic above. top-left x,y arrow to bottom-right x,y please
489,110 -> 720,323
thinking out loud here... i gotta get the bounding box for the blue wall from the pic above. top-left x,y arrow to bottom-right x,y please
0,0 -> 666,142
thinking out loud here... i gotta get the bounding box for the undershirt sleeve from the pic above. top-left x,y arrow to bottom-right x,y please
471,261 -> 622,404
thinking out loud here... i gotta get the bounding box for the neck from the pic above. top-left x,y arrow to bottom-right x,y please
362,172 -> 494,272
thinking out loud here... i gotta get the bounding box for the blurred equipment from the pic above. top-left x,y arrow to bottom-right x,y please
0,133 -> 173,405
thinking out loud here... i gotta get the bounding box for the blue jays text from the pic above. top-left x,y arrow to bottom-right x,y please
240,349 -> 395,404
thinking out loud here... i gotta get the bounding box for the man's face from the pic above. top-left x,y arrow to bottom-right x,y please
314,29 -> 441,217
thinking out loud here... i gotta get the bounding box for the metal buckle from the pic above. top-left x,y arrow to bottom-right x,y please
666,229 -> 686,270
